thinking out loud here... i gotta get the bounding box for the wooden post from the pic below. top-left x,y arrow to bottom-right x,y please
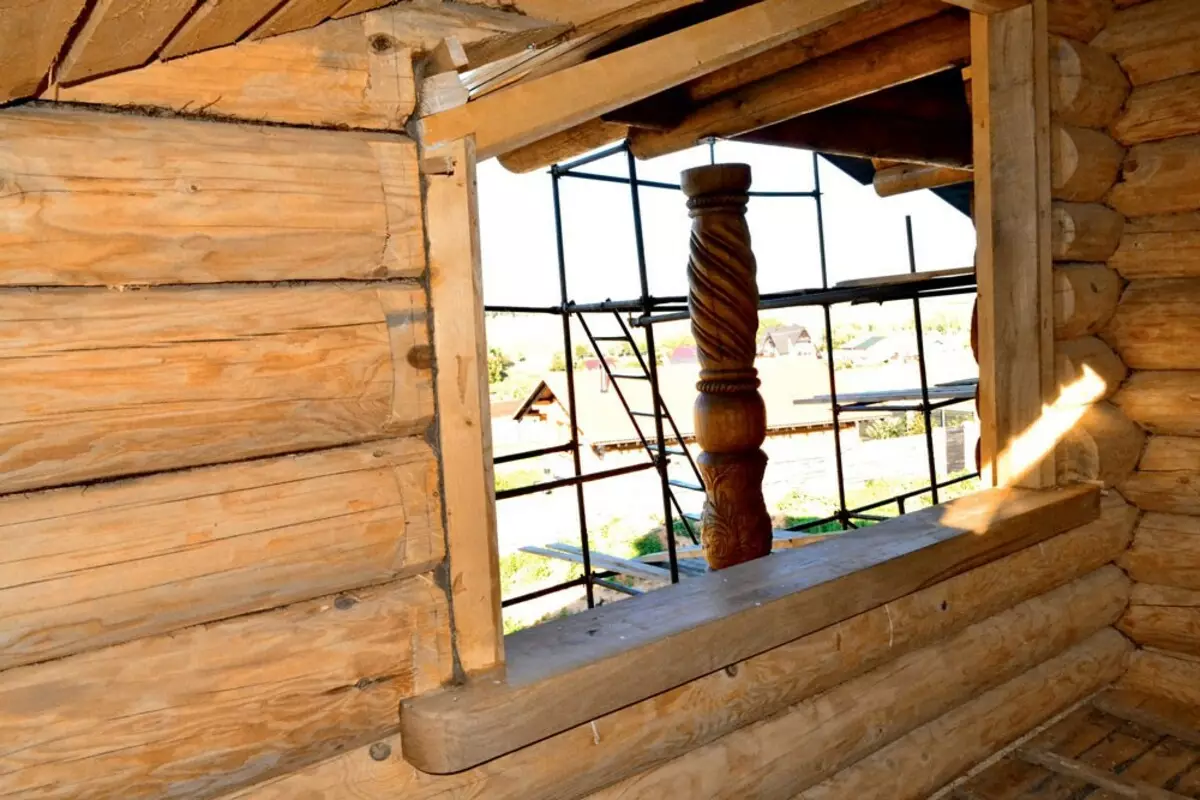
682,163 -> 772,570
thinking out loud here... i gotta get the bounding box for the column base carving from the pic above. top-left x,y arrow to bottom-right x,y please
699,449 -> 772,570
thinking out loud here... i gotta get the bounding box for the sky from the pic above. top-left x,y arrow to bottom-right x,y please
476,140 -> 979,310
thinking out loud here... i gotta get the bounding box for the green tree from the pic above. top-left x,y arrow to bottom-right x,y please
487,347 -> 514,384
549,351 -> 567,372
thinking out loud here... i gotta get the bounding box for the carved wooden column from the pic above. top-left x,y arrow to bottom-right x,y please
682,163 -> 772,570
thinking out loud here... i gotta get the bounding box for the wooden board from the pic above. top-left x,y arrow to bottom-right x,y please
425,138 -> 504,676
588,569 -> 1130,799
0,107 -> 424,285
1092,0 -> 1200,86
160,0 -> 288,59
972,3 -> 1056,488
0,0 -> 88,103
1110,136 -> 1200,218
400,485 -> 1099,773
251,0 -> 357,38
0,438 -> 443,671
1119,512 -> 1200,591
0,577 -> 452,800
55,0 -> 201,84
222,497 -> 1136,800
55,14 -> 415,129
1114,371 -> 1200,436
1120,583 -> 1200,658
1104,279 -> 1200,369
418,0 -> 881,158
0,283 -> 433,495
1111,213 -> 1200,280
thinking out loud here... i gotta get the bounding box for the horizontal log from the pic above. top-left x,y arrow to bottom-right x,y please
1047,0 -> 1115,42
1139,434 -> 1200,471
1110,212 -> 1200,279
1055,336 -> 1128,401
1119,648 -> 1200,710
0,578 -> 452,800
1119,512 -> 1200,589
874,163 -> 972,197
1119,582 -> 1200,657
628,11 -> 971,160
588,568 -> 1130,799
1092,0 -> 1200,85
1052,201 -> 1125,261
794,629 -> 1133,800
53,14 -> 413,129
220,496 -> 1139,800
1114,370 -> 1200,435
400,485 -> 1099,774
1050,35 -> 1130,129
1104,278 -> 1200,369
1110,135 -> 1200,217
1053,262 -> 1122,338
1121,436 -> 1200,514
0,284 -> 432,495
0,107 -> 423,285
1051,123 -> 1125,202
1056,401 -> 1146,486
1114,73 -> 1200,145
0,439 -> 442,671
498,119 -> 629,173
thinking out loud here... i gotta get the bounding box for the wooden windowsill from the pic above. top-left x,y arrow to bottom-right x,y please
400,484 -> 1100,774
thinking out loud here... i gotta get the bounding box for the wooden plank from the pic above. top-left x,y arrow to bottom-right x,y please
1105,279 -> 1200,369
0,107 -> 423,284
0,0 -> 88,103
0,577 -> 452,800
1120,513 -> 1200,591
1110,136 -> 1200,218
1112,213 -> 1200,281
425,138 -> 504,677
1095,737 -> 1200,799
255,0 -> 553,43
161,0 -> 284,59
630,11 -> 973,160
1092,0 -> 1200,86
250,0 -> 353,38
972,2 -> 1056,488
1095,689 -> 1200,748
399,485 -> 1099,773
56,0 -> 200,84
0,283 -> 433,495
223,496 -> 1135,800
1017,748 -> 1190,799
590,568 -> 1130,799
55,14 -> 414,129
942,0 -> 1030,10
874,163 -> 973,197
419,0 -> 880,159
0,438 -> 443,671
1114,372 -> 1200,437
528,544 -> 671,583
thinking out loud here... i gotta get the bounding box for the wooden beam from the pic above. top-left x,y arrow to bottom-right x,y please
940,0 -> 1029,11
426,138 -> 505,676
628,11 -> 972,161
0,0 -> 88,103
498,119 -> 630,173
875,164 -> 973,196
399,485 -> 1099,773
1017,748 -> 1191,799
971,2 -> 1056,488
418,0 -> 881,159
1118,512 -> 1200,591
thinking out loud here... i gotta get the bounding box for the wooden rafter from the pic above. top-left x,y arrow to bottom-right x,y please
940,0 -> 1030,11
418,0 -> 881,159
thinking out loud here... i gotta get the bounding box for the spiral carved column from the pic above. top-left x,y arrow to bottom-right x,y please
682,163 -> 771,570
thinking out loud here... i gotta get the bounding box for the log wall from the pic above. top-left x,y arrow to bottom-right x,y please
1092,0 -> 1200,673
0,23 -> 461,799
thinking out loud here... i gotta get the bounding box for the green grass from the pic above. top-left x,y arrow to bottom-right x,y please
494,467 -> 543,493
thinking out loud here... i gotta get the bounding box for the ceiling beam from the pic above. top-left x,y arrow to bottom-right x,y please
939,0 -> 1029,11
628,11 -> 971,160
418,0 -> 881,159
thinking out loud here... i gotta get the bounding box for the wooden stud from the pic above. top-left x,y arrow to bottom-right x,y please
1110,135 -> 1200,217
1052,202 -> 1125,261
682,164 -> 772,569
1105,279 -> 1200,369
1092,0 -> 1200,86
1119,512 -> 1200,589
1111,213 -> 1200,280
1053,263 -> 1122,338
425,138 -> 505,676
874,164 -> 973,197
0,0 -> 88,103
55,0 -> 199,84
1051,123 -> 1125,202
1049,35 -> 1130,128
419,0 -> 881,158
972,2 -> 1056,487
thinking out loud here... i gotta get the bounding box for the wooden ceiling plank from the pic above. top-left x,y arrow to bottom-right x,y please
0,0 -> 89,103
56,0 -> 201,84
941,0 -> 1030,11
160,0 -> 293,59
420,0 -> 881,160
630,11 -> 972,160
332,0 -> 399,17
251,0 -> 353,39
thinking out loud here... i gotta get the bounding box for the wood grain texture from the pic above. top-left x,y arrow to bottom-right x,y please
1120,648 -> 1200,710
1120,583 -> 1200,658
1105,279 -> 1200,369
1111,213 -> 1200,279
0,107 -> 423,284
589,568 -> 1130,799
1056,336 -> 1128,401
56,0 -> 200,84
1051,123 -> 1125,202
223,496 -> 1137,800
1055,401 -> 1146,486
1139,435 -> 1200,472
420,0 -> 880,158
0,439 -> 443,671
1121,454 -> 1200,514
1119,512 -> 1200,590
0,578 -> 452,800
426,138 -> 504,675
56,14 -> 415,129
1114,73 -> 1200,145
161,0 -> 283,59
1053,263 -> 1122,338
1053,202 -> 1125,261
1114,371 -> 1200,435
1050,35 -> 1129,128
1092,0 -> 1200,86
1047,0 -> 1114,41
251,0 -> 353,37
0,0 -> 89,103
794,629 -> 1133,800
0,283 -> 433,495
1110,135 -> 1200,217
498,119 -> 629,173
400,486 -> 1099,773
